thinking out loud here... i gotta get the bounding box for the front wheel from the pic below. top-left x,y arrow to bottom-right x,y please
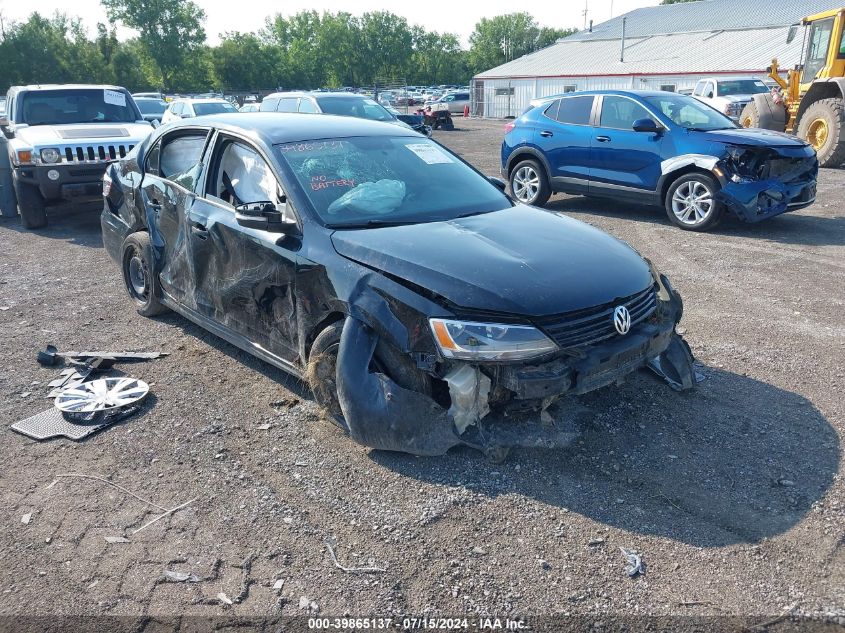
508,159 -> 551,207
664,173 -> 723,232
121,232 -> 169,317
14,181 -> 47,229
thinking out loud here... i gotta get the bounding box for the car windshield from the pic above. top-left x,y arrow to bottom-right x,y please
136,100 -> 167,115
276,136 -> 511,227
20,88 -> 138,125
718,80 -> 769,96
644,93 -> 736,131
315,97 -> 395,122
193,101 -> 238,116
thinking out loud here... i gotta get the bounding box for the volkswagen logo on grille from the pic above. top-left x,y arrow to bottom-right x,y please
613,305 -> 631,335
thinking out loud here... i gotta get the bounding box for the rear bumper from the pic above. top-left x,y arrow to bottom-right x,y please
14,163 -> 110,205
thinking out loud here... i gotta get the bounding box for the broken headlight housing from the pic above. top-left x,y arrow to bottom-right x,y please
429,318 -> 558,361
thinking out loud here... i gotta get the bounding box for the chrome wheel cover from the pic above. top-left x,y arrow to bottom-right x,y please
512,165 -> 540,203
671,180 -> 714,226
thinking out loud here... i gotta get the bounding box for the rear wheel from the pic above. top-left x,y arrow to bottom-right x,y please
14,181 -> 47,229
664,173 -> 723,232
797,98 -> 845,168
508,159 -> 551,207
121,232 -> 169,317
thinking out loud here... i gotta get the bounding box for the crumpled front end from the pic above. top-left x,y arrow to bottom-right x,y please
715,145 -> 818,222
332,271 -> 696,458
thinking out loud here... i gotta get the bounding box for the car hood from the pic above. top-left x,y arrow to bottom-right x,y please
694,127 -> 808,147
330,205 -> 654,317
14,122 -> 153,146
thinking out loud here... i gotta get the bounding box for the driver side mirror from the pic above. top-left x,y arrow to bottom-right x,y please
632,118 -> 663,133
235,201 -> 299,234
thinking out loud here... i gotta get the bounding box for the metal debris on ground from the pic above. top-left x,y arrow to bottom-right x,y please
54,377 -> 149,413
131,497 -> 197,535
620,547 -> 645,577
164,570 -> 201,583
37,344 -> 169,367
11,405 -> 142,441
324,536 -> 386,574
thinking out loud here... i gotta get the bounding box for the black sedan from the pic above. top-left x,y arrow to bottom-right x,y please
101,113 -> 696,458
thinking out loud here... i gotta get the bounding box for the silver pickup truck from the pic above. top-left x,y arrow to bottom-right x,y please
0,84 -> 153,228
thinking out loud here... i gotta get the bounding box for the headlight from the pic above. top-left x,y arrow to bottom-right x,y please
40,148 -> 61,163
429,318 -> 557,361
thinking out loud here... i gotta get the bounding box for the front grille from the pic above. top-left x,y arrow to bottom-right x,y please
535,286 -> 657,349
61,144 -> 134,163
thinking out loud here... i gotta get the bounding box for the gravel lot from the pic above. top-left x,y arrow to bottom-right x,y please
0,118 -> 843,625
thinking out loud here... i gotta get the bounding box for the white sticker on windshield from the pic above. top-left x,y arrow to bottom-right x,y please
406,143 -> 453,164
104,89 -> 126,107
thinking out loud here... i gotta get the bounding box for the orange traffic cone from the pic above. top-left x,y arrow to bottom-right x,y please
463,104 -> 470,118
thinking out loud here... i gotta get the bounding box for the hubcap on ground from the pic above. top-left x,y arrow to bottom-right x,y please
512,166 -> 540,202
128,253 -> 148,298
671,180 -> 714,226
807,118 -> 829,151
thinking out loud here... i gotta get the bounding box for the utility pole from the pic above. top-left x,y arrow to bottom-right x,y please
582,0 -> 589,30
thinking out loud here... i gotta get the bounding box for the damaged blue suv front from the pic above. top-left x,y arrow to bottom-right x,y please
501,90 -> 818,231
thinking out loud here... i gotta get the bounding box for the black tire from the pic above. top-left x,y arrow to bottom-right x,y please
14,181 -> 47,229
0,168 -> 18,218
664,172 -> 723,232
508,158 -> 551,207
797,98 -> 845,168
121,231 -> 169,317
307,321 -> 431,428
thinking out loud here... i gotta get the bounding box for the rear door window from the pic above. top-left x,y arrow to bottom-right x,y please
554,96 -> 593,125
259,97 -> 279,112
298,98 -> 318,113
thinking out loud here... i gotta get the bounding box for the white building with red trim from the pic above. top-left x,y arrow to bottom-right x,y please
471,0 -> 842,117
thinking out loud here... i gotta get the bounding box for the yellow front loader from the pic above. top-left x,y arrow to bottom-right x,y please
740,7 -> 845,167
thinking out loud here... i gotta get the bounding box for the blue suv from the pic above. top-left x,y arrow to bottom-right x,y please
501,90 -> 818,231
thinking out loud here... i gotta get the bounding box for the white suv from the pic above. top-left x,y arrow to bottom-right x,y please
691,77 -> 769,121
160,98 -> 239,124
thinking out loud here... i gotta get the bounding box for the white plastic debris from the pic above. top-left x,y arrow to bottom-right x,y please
444,365 -> 491,433
21,513 -> 32,525
273,578 -> 285,592
620,547 -> 645,577
218,592 -> 233,605
164,570 -> 201,583
104,536 -> 129,544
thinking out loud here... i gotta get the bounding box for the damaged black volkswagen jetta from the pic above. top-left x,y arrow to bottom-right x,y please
101,113 -> 696,458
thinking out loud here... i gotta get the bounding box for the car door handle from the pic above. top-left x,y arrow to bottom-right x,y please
540,130 -> 554,137
190,222 -> 209,239
595,135 -> 611,142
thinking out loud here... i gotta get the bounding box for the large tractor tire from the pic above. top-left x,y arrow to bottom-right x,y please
797,98 -> 845,168
739,94 -> 786,131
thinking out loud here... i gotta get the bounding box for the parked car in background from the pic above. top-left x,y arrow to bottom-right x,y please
384,105 -> 432,136
691,77 -> 769,121
501,90 -> 817,231
0,97 -> 6,116
0,84 -> 152,228
259,91 -> 424,134
431,91 -> 471,114
239,103 -> 260,112
160,98 -> 239,124
134,96 -> 167,125
132,91 -> 164,100
101,112 -> 695,457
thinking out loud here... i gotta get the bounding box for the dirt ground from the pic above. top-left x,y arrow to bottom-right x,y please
0,118 -> 843,627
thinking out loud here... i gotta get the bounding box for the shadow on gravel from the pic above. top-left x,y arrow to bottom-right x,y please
0,204 -> 103,248
547,196 -> 845,247
371,366 -> 840,548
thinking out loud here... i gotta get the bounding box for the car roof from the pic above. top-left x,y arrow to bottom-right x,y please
176,97 -> 231,104
163,112 -> 418,144
263,91 -> 370,100
531,89 -> 700,104
12,83 -> 128,92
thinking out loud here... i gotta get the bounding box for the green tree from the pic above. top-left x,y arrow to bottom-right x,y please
468,13 -> 576,74
213,32 -> 280,91
101,0 -> 206,90
358,12 -> 413,85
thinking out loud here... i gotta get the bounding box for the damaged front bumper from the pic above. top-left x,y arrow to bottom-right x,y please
333,275 -> 695,457
715,145 -> 818,223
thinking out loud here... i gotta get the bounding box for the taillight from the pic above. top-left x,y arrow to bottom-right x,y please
504,121 -> 516,134
102,170 -> 112,197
